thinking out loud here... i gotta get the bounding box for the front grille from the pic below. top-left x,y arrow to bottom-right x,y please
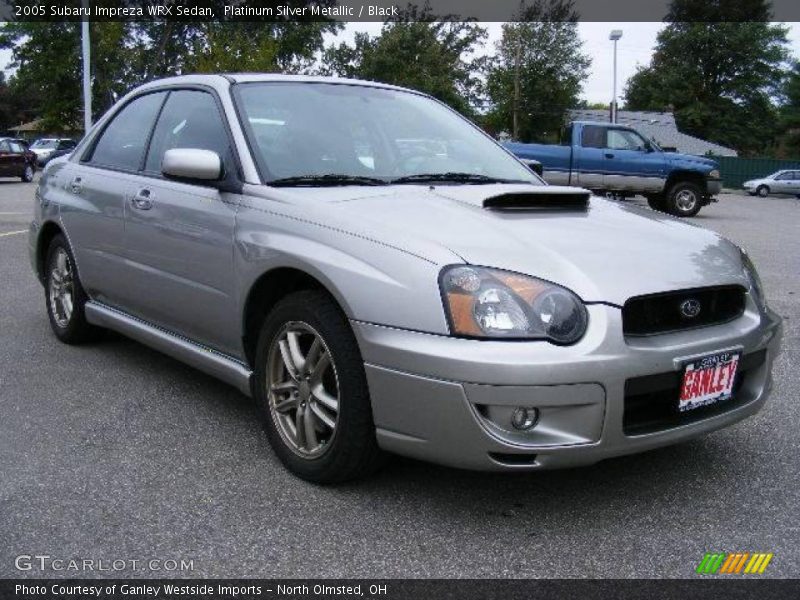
623,349 -> 766,435
622,285 -> 746,336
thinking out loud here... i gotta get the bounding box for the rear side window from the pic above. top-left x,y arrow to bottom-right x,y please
144,90 -> 229,174
581,125 -> 606,149
88,92 -> 166,171
9,142 -> 23,153
0,140 -> 10,152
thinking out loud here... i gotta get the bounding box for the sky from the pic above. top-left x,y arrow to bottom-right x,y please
2,21 -> 800,105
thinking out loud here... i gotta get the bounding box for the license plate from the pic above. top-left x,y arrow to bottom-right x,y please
679,351 -> 741,413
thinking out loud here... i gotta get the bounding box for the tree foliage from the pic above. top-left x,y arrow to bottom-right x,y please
321,5 -> 488,117
484,0 -> 590,143
624,0 -> 790,156
0,3 -> 340,131
779,61 -> 800,156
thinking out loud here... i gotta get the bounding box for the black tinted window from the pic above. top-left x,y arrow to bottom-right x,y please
145,90 -> 229,173
90,92 -> 165,171
581,125 -> 606,149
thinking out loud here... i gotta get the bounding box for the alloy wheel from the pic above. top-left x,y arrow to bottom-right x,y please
266,321 -> 340,458
675,189 -> 698,213
48,247 -> 74,328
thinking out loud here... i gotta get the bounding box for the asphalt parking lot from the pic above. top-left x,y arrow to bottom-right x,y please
1,177 -> 797,579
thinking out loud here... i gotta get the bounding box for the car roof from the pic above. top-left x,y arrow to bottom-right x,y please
135,73 -> 420,96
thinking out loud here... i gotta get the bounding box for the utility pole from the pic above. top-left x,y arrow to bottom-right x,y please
609,29 -> 623,124
81,0 -> 92,133
513,28 -> 522,141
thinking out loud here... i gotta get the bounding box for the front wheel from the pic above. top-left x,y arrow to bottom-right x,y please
646,194 -> 667,212
253,290 -> 384,483
666,181 -> 703,217
756,185 -> 770,198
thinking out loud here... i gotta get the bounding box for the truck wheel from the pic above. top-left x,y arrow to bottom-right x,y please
666,181 -> 703,217
45,234 -> 100,344
646,195 -> 667,212
756,185 -> 770,198
253,290 -> 385,483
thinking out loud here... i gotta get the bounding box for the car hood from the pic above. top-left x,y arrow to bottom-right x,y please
275,184 -> 746,305
663,152 -> 718,170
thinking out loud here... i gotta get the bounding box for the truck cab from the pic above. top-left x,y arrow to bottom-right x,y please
506,121 -> 722,217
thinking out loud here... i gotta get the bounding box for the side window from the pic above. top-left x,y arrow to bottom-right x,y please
607,129 -> 645,151
144,90 -> 229,174
89,92 -> 166,171
9,142 -> 23,153
775,172 -> 791,180
0,140 -> 11,152
581,125 -> 606,149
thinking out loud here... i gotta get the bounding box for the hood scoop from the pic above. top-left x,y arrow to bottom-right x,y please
482,189 -> 590,211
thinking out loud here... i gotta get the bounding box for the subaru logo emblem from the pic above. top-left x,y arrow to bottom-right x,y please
679,298 -> 702,319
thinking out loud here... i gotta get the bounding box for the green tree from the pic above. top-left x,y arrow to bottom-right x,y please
321,5 -> 488,117
485,0 -> 590,142
779,61 -> 800,157
624,0 -> 790,156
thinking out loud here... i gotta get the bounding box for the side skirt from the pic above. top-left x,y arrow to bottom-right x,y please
84,301 -> 253,397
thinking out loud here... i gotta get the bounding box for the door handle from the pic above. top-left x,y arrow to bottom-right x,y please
131,189 -> 153,211
604,153 -> 615,159
69,176 -> 82,194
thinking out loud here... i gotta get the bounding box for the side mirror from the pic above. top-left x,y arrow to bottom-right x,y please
162,148 -> 222,181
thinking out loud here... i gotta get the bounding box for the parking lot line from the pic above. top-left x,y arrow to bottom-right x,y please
0,230 -> 27,237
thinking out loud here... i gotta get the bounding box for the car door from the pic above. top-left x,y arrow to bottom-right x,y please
602,128 -> 665,192
0,140 -> 13,176
60,91 -> 167,308
6,141 -> 27,175
771,171 -> 791,193
787,171 -> 800,194
122,88 -> 240,355
574,125 -> 606,189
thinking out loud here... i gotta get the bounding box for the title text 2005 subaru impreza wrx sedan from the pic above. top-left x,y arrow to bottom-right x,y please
30,75 -> 783,482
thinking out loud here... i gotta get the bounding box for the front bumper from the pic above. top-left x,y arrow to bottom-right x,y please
706,178 -> 722,196
353,301 -> 782,471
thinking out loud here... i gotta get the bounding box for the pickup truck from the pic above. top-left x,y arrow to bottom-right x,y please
505,121 -> 722,217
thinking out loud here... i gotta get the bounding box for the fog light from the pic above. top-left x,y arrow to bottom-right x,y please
511,407 -> 538,430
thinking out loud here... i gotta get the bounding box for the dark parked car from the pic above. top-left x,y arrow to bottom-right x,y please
0,137 -> 36,182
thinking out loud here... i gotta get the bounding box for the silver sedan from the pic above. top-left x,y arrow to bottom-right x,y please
29,74 -> 783,482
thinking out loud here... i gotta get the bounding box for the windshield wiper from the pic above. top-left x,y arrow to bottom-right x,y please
269,174 -> 388,187
390,172 -> 528,185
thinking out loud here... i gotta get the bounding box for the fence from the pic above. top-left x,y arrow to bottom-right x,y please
716,156 -> 800,190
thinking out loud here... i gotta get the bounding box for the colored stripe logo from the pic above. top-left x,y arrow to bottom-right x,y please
696,552 -> 773,574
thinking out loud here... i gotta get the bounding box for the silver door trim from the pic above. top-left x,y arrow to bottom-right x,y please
84,301 -> 253,396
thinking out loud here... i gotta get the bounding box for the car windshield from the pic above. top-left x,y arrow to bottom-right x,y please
31,139 -> 57,149
235,82 -> 539,186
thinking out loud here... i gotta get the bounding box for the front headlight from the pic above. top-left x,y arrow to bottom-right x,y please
708,169 -> 721,179
440,265 -> 588,344
740,248 -> 766,310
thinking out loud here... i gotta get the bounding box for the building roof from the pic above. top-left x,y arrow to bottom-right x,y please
567,109 -> 738,157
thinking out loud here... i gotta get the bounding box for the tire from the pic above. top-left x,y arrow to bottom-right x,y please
253,290 -> 384,483
756,185 -> 770,198
666,181 -> 703,217
646,194 -> 667,212
44,234 -> 99,344
21,164 -> 34,182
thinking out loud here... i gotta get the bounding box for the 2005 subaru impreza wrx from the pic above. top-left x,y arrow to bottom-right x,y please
30,75 -> 783,482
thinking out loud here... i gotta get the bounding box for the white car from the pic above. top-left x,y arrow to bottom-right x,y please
743,170 -> 800,197
29,138 -> 76,166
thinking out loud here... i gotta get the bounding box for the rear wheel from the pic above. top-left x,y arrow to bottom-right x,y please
756,185 -> 770,198
44,235 -> 99,344
253,290 -> 384,483
666,181 -> 703,217
21,164 -> 34,182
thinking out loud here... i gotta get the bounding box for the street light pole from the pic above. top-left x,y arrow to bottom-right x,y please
81,0 -> 91,133
609,29 -> 623,124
